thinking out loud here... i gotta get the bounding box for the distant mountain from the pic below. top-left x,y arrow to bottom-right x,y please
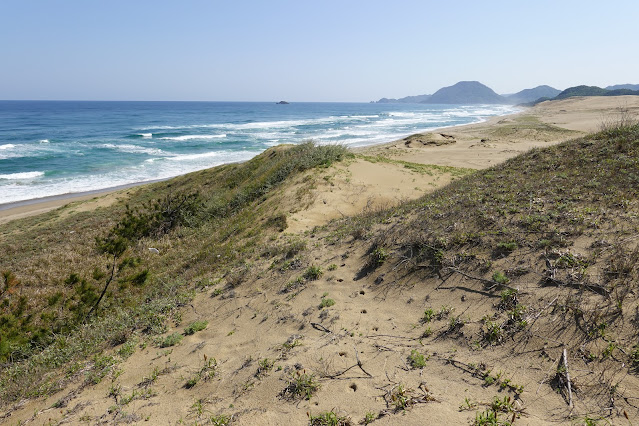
606,84 -> 639,91
424,81 -> 506,104
505,85 -> 561,104
525,85 -> 639,106
555,85 -> 609,99
377,94 -> 432,103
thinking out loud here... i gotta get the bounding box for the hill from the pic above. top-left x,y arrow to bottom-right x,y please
423,81 -> 506,104
505,85 -> 561,104
555,85 -> 610,99
376,94 -> 432,103
606,83 -> 639,91
526,85 -> 639,106
2,102 -> 639,424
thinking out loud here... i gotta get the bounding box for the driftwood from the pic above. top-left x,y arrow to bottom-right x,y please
324,346 -> 373,379
558,347 -> 574,410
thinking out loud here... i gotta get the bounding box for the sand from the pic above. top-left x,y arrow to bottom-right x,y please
5,96 -> 637,228
4,96 -> 639,425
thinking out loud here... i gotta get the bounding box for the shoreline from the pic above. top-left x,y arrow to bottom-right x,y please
0,108 -> 522,223
3,95 -> 638,224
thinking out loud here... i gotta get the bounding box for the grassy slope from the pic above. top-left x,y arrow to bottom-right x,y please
0,142 -> 349,401
2,126 -> 639,425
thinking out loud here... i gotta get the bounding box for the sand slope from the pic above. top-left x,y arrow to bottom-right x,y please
4,96 -> 639,425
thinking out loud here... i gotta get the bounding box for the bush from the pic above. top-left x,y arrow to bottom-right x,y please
158,333 -> 183,348
491,271 -> 510,285
281,371 -> 319,400
184,320 -> 208,335
319,298 -> 335,309
304,265 -> 323,280
407,349 -> 427,368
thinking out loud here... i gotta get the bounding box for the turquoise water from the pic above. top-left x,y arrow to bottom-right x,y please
0,101 -> 517,204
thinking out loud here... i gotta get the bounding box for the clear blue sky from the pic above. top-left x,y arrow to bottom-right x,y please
1,0 -> 638,101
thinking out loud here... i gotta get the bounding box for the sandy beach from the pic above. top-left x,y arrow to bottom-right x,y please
3,95 -> 639,425
4,96 -> 636,228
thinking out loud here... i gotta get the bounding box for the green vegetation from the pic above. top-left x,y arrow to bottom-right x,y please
304,265 -> 324,280
319,297 -> 336,309
309,410 -> 352,426
158,332 -> 183,348
370,246 -> 388,266
281,371 -> 320,401
0,142 -> 349,404
407,349 -> 427,368
491,271 -> 510,285
184,356 -> 217,389
183,320 -> 209,335
256,358 -> 274,377
422,308 -> 435,323
359,154 -> 474,178
4,113 -> 639,422
473,396 -> 522,426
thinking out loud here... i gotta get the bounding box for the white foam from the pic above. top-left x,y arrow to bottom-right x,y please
166,151 -> 223,161
101,144 -> 168,156
0,144 -> 15,150
159,134 -> 227,141
138,133 -> 152,139
0,171 -> 45,180
39,139 -> 50,144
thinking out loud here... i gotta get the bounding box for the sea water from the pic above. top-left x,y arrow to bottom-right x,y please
0,101 -> 517,204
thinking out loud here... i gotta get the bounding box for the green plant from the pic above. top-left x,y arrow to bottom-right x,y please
473,395 -> 520,425
407,349 -> 427,369
496,241 -> 518,254
158,332 -> 183,348
423,308 -> 435,323
281,370 -> 319,400
209,414 -> 231,426
256,358 -> 274,377
437,305 -> 454,320
319,297 -> 336,309
309,410 -> 351,426
491,271 -> 510,285
184,320 -> 208,335
484,320 -> 504,344
185,355 -> 217,388
304,265 -> 323,280
118,339 -> 137,359
362,412 -> 377,425
327,264 -> 338,271
141,366 -> 161,387
85,354 -> 117,385
370,247 -> 388,266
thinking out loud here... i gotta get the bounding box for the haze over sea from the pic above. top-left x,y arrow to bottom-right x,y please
0,101 -> 516,204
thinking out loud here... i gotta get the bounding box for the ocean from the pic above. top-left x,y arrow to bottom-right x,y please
0,101 -> 517,205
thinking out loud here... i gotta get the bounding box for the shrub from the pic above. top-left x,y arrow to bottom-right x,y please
370,247 -> 388,266
304,266 -> 323,280
496,241 -> 518,254
407,349 -> 427,368
184,320 -> 208,335
158,333 -> 183,348
491,271 -> 510,285
319,298 -> 336,309
281,371 -> 319,400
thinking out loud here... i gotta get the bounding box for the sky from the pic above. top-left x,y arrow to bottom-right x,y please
1,0 -> 638,102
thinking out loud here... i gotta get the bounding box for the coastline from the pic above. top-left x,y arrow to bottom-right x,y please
0,108 -> 521,224
2,96 -> 638,225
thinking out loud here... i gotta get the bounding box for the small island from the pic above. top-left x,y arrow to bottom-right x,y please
276,100 -> 289,104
